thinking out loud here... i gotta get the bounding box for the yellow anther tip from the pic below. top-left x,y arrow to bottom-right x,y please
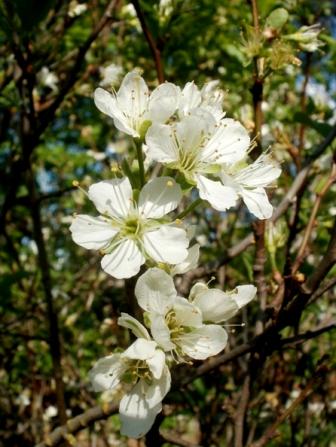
72,180 -> 80,187
175,219 -> 182,225
166,180 -> 174,187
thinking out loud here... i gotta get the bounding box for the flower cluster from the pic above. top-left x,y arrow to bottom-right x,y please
70,69 -> 280,438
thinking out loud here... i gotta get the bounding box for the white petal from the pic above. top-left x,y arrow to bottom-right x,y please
189,282 -> 208,301
150,314 -> 175,351
146,349 -> 166,379
178,81 -> 201,116
145,123 -> 179,164
89,354 -> 124,391
192,289 -> 239,323
138,177 -> 182,219
118,313 -> 151,340
172,243 -> 200,275
122,338 -> 157,361
101,239 -> 144,279
135,268 -> 176,314
179,325 -> 228,360
143,225 -> 189,264
119,383 -> 161,439
235,154 -> 281,188
145,365 -> 171,406
94,88 -> 137,137
148,82 -> 179,123
233,285 -> 257,309
200,118 -> 250,164
196,174 -> 238,211
173,298 -> 203,328
117,70 -> 149,124
176,114 -> 211,154
88,177 -> 133,218
241,187 -> 273,219
70,214 -> 118,250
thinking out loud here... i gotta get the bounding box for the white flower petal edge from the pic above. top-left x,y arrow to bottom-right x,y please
192,289 -> 239,323
143,225 -> 189,264
119,366 -> 171,438
118,313 -> 151,340
147,82 -> 180,124
94,70 -> 178,138
88,177 -> 133,218
172,243 -> 200,275
191,283 -> 257,323
101,239 -> 145,279
70,215 -> 118,250
138,177 -> 182,219
135,267 -> 177,314
234,285 -> 257,308
240,188 -> 274,219
89,354 -> 124,392
179,325 -> 228,360
196,174 -> 238,212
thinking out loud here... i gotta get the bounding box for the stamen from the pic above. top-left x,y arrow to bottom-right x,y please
206,276 -> 216,286
72,180 -> 89,198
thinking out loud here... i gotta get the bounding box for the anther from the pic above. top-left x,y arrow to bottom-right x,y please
166,180 -> 174,187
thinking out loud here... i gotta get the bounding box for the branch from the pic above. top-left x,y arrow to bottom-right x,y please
38,0 -> 120,134
36,321 -> 335,446
251,362 -> 328,447
35,402 -> 118,447
131,0 -> 165,83
291,163 -> 336,274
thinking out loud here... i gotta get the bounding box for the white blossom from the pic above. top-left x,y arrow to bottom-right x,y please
198,154 -> 281,219
189,281 -> 256,323
146,112 -> 281,218
37,67 -> 58,92
133,268 -> 255,361
99,64 -> 123,88
178,80 -> 225,121
94,70 -> 179,139
89,338 -> 171,438
70,177 -> 189,279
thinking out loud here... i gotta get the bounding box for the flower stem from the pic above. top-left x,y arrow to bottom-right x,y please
176,198 -> 202,220
135,139 -> 145,187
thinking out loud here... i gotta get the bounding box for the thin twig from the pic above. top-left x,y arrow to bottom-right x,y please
35,402 -> 118,447
131,0 -> 165,83
291,163 -> 336,274
250,362 -> 328,447
234,375 -> 250,447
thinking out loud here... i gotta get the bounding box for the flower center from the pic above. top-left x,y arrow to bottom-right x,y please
120,216 -> 143,239
165,310 -> 185,340
121,359 -> 153,385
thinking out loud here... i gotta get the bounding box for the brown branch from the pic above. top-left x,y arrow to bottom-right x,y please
39,0 -> 120,133
250,362 -> 328,447
35,402 -> 118,447
291,163 -> 336,274
26,165 -> 67,425
298,53 -> 312,154
131,0 -> 165,83
161,431 -> 202,447
234,375 -> 251,447
37,321 -> 335,446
